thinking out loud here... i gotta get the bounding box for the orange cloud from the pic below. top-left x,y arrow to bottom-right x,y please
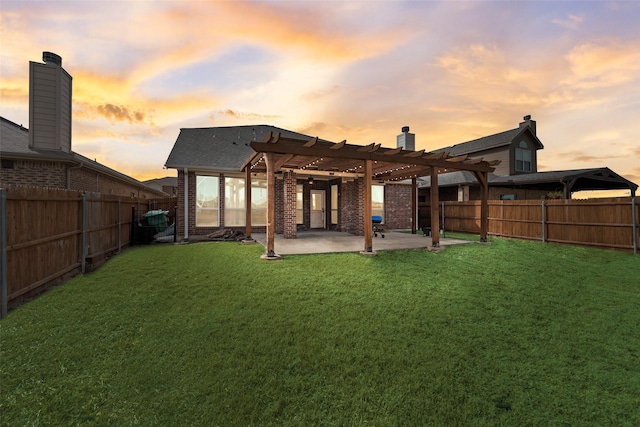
568,154 -> 623,162
96,104 -> 146,124
0,77 -> 28,105
146,1 -> 414,66
213,109 -> 280,122
563,39 -> 640,89
295,122 -> 328,136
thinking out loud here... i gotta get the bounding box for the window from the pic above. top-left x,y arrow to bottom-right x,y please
1,159 -> 14,169
515,141 -> 532,172
331,184 -> 338,224
225,177 -> 245,226
251,179 -> 267,226
296,184 -> 303,224
196,175 -> 219,226
372,184 -> 384,222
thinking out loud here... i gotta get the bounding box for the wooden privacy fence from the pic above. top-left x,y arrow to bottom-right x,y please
0,186 -> 177,318
425,198 -> 639,253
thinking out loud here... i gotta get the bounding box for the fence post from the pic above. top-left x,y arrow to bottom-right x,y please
81,193 -> 87,274
117,197 -> 122,252
441,201 -> 445,237
174,205 -> 178,243
1,188 -> 7,319
633,198 -> 637,255
541,200 -> 546,243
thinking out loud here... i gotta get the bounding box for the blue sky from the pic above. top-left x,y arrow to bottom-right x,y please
1,0 -> 639,192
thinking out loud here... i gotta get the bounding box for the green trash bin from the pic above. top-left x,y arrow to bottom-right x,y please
144,210 -> 168,233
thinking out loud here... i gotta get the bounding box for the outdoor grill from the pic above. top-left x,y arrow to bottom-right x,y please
372,215 -> 385,238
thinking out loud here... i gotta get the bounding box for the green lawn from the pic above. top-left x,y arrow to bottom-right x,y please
1,236 -> 639,426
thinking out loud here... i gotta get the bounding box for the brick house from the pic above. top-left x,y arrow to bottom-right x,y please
418,116 -> 637,201
0,52 -> 167,199
164,126 -> 417,242
143,177 -> 178,197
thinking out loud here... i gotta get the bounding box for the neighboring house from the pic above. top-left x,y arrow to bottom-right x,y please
164,126 -> 420,241
418,116 -> 637,200
0,52 -> 167,199
144,177 -> 178,196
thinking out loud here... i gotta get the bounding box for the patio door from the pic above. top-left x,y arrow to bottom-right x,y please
310,190 -> 325,229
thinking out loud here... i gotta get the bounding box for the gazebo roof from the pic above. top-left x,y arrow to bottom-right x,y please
418,167 -> 638,195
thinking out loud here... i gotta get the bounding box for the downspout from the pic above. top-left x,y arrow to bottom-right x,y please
183,167 -> 189,242
66,162 -> 83,190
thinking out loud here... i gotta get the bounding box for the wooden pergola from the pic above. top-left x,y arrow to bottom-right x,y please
243,132 -> 498,258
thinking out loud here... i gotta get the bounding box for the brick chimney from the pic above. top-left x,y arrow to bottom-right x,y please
519,115 -> 536,136
29,51 -> 72,153
396,126 -> 415,151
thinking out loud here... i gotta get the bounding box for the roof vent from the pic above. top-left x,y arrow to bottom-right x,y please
43,51 -> 62,66
402,126 -> 410,133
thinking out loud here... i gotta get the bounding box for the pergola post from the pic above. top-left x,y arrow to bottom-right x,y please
261,152 -> 280,259
362,159 -> 373,253
430,167 -> 440,247
243,167 -> 254,242
473,171 -> 489,242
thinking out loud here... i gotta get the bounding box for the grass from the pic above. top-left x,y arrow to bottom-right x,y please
1,236 -> 639,426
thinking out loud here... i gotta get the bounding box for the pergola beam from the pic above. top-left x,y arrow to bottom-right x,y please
249,138 -> 496,173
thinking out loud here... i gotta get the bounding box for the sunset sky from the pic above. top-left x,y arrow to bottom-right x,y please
1,1 -> 639,192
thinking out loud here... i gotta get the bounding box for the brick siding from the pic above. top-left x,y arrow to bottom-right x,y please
1,159 -> 164,199
177,171 -> 414,240
383,184 -> 413,230
1,160 -> 66,188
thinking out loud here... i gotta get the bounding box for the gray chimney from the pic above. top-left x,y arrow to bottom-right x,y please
29,51 -> 72,152
396,126 -> 415,151
519,115 -> 536,136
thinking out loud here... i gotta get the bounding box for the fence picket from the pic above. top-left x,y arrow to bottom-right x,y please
425,197 -> 639,252
0,185 -> 176,311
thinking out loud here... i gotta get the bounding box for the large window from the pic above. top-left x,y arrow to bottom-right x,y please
251,179 -> 267,226
225,177 -> 245,226
196,175 -> 219,227
515,141 -> 532,172
331,184 -> 338,225
296,184 -> 304,224
372,184 -> 384,222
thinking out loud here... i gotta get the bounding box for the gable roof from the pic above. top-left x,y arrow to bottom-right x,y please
164,125 -> 319,171
144,176 -> 178,187
1,116 -> 73,161
1,116 -> 166,195
435,126 -> 543,156
1,117 -> 30,153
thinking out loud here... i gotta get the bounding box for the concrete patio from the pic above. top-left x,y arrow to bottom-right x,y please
251,230 -> 473,255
